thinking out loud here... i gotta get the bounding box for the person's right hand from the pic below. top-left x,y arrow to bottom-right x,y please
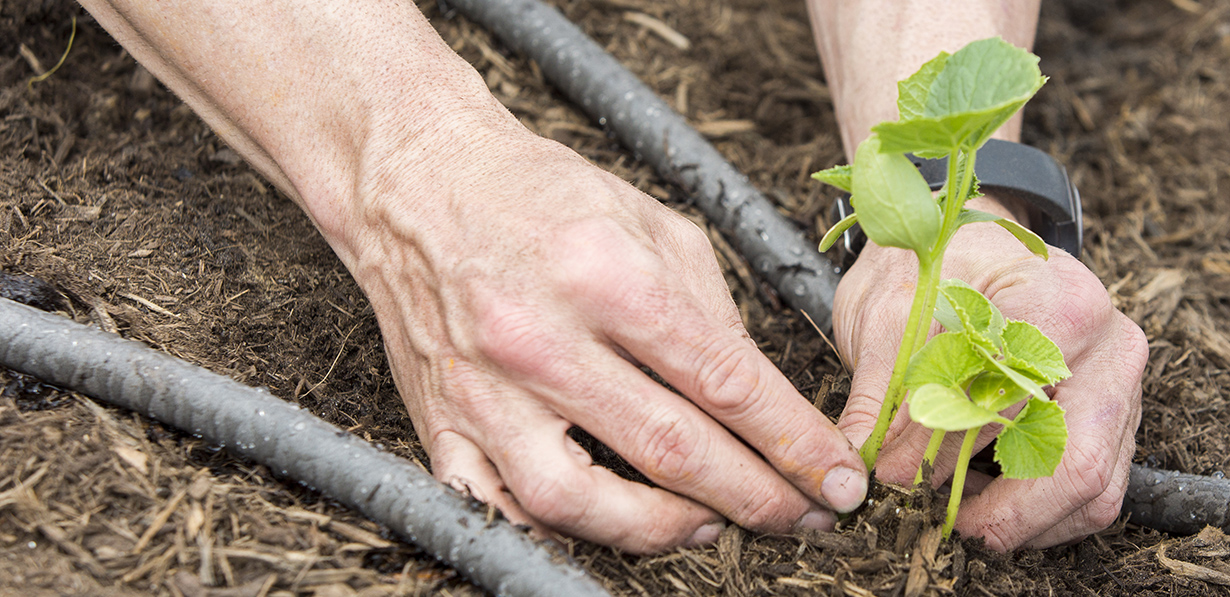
78,0 -> 867,555
332,127 -> 868,554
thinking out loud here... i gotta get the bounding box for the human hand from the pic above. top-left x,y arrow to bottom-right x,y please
832,195 -> 1147,551
339,132 -> 868,554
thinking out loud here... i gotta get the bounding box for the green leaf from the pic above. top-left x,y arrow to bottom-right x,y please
1002,321 -> 1071,385
995,397 -> 1067,479
968,371 -> 1030,413
850,135 -> 941,254
872,100 -> 1031,157
904,332 -> 985,390
872,38 -> 1046,156
956,208 -> 1001,226
975,343 -> 1049,401
924,38 -> 1045,120
935,280 -> 1005,352
995,219 -> 1050,260
898,52 -> 950,121
812,164 -> 854,193
955,210 -> 1049,260
819,212 -> 859,252
907,384 -> 1007,431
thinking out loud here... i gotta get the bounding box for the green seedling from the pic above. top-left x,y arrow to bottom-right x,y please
812,38 -> 1071,537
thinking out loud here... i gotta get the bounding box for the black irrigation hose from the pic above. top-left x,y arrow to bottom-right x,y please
442,0 -> 1230,536
0,299 -> 610,597
443,0 -> 843,330
1124,465 -> 1230,535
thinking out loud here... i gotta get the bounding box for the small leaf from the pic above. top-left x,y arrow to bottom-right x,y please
908,384 -> 1007,431
956,208 -> 1002,226
898,52 -> 950,121
819,212 -> 859,252
850,135 -> 941,254
968,372 -> 1030,413
936,280 -> 1005,352
1002,321 -> 1072,385
812,164 -> 854,193
995,397 -> 1067,479
976,343 -> 1049,401
905,332 -> 985,390
995,219 -> 1050,260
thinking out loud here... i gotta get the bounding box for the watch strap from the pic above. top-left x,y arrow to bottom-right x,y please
833,139 -> 1083,264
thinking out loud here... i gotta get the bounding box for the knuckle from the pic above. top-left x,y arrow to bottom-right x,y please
473,299 -> 558,375
1062,438 -> 1114,507
635,412 -> 708,484
1085,489 -> 1124,532
514,470 -> 591,530
735,490 -> 794,532
691,340 -> 764,415
978,517 -> 1020,553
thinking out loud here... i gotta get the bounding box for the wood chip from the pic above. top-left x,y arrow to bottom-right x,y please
120,291 -> 180,318
37,522 -> 108,577
1158,543 -> 1230,586
623,12 -> 691,50
131,486 -> 188,555
693,119 -> 756,138
113,443 -> 149,474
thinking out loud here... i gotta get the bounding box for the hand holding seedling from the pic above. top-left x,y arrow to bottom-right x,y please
812,28 -> 1147,549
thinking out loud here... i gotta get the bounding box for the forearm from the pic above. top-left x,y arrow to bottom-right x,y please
78,1 -> 532,261
805,0 -> 1041,160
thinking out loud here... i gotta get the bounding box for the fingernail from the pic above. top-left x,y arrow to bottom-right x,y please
686,522 -> 725,547
794,509 -> 837,532
822,467 -> 868,513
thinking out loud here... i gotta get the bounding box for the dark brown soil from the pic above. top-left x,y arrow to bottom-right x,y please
3,0 -> 1230,595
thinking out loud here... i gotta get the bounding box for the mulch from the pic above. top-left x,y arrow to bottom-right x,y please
3,0 -> 1230,595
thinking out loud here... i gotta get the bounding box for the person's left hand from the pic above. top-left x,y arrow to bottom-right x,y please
831,195 -> 1147,551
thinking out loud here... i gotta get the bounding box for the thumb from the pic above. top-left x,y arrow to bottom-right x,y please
836,346 -> 898,450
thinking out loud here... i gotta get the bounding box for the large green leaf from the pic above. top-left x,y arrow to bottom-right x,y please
968,371 -> 1030,413
850,135 -> 941,254
898,52 -> 950,121
907,384 -> 1007,431
995,397 -> 1067,479
905,332 -> 985,390
924,38 -> 1045,120
812,164 -> 853,193
872,38 -> 1046,157
1002,320 -> 1071,385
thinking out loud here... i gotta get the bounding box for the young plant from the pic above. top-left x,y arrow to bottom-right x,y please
812,38 -> 1071,536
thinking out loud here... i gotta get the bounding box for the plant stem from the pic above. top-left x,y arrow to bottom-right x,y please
915,428 -> 947,486
944,427 -> 982,538
859,254 -> 939,470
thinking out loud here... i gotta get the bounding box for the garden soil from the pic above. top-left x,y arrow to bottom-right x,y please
4,0 -> 1230,595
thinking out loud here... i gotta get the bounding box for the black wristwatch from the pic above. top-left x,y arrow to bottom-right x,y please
832,139 -> 1082,268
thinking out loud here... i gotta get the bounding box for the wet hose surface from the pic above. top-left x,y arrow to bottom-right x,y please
0,298 -> 611,597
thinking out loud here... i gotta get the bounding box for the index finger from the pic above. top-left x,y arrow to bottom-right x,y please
596,277 -> 869,513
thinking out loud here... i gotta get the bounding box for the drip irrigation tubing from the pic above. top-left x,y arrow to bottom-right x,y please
438,0 -> 1230,536
0,299 -> 610,597
0,4 -> 1223,596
